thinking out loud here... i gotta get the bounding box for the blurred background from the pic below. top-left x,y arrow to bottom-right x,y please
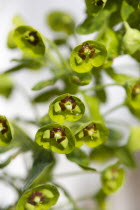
0,0 -> 140,209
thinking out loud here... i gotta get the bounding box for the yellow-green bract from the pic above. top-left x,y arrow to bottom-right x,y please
16,184 -> 59,210
35,124 -> 75,154
47,11 -> 75,35
13,25 -> 46,57
70,40 -> 107,73
85,0 -> 107,16
75,121 -> 109,148
49,94 -> 85,123
125,79 -> 140,119
101,165 -> 125,194
0,115 -> 12,146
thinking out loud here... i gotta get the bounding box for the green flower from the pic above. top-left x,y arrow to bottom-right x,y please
47,11 -> 75,35
35,124 -> 75,154
75,121 -> 109,148
101,165 -> 125,194
0,115 -> 12,146
125,79 -> 140,119
16,184 -> 59,210
49,94 -> 85,123
13,26 -> 45,57
123,22 -> 140,55
85,0 -> 107,16
70,40 -> 107,73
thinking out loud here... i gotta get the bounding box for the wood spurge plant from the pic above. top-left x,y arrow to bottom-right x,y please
0,0 -> 140,209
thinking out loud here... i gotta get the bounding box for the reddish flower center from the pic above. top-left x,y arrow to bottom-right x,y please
28,191 -> 46,206
78,43 -> 95,60
59,96 -> 76,111
50,127 -> 66,143
132,83 -> 140,98
83,124 -> 97,137
25,31 -> 39,46
0,118 -> 8,134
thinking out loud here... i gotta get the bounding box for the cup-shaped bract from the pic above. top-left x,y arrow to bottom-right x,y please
0,115 -> 12,146
75,121 -> 109,148
125,79 -> 140,119
70,40 -> 107,73
47,11 -> 75,35
85,0 -> 107,16
49,94 -> 85,123
16,184 -> 59,210
13,26 -> 46,57
123,22 -> 140,55
101,165 -> 125,194
35,124 -> 75,154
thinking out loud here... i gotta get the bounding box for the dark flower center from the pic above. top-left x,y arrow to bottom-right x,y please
50,127 -> 66,143
59,96 -> 76,111
28,191 -> 46,206
131,83 -> 140,98
25,31 -> 39,46
96,0 -> 104,6
83,124 -> 97,137
0,118 -> 8,134
78,43 -> 95,60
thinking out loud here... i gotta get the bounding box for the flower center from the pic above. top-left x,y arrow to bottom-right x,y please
78,43 -> 95,60
24,31 -> 39,46
59,96 -> 76,111
28,191 -> 46,206
132,83 -> 140,98
0,118 -> 8,134
50,127 -> 66,143
83,124 -> 97,137
96,0 -> 104,6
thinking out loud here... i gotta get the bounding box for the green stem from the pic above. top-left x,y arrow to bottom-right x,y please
2,64 -> 25,74
54,170 -> 98,178
103,103 -> 124,116
92,82 -> 122,91
45,37 -> 71,72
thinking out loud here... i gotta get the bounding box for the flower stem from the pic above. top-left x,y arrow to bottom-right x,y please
54,170 -> 98,178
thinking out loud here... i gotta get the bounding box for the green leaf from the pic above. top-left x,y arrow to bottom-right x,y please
12,15 -> 26,27
0,74 -> 14,98
35,123 -> 75,154
17,184 -> 59,210
101,164 -> 125,194
13,25 -> 46,57
106,127 -> 123,147
32,78 -> 57,91
75,121 -> 109,148
121,0 -> 135,21
90,145 -> 115,163
94,189 -> 107,210
115,146 -> 136,168
32,88 -> 62,103
66,148 -> 90,167
127,126 -> 140,152
23,149 -> 54,190
49,94 -> 85,123
70,72 -> 92,86
76,10 -> 110,35
7,30 -> 17,49
0,115 -> 12,147
47,11 -> 75,35
70,40 -> 107,73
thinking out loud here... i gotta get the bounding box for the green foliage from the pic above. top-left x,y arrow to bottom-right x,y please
1,0 -> 140,209
101,165 -> 125,194
48,94 -> 85,123
13,26 -> 46,57
70,40 -> 107,73
47,11 -> 75,35
16,184 -> 59,210
35,123 -> 75,154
